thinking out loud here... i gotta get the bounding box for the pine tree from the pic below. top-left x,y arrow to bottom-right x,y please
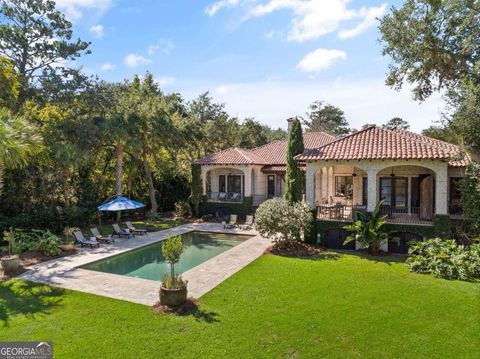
285,118 -> 305,204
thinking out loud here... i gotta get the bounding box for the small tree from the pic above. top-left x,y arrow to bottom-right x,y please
161,235 -> 184,286
255,198 -> 313,248
190,164 -> 203,217
383,117 -> 410,130
461,162 -> 480,233
285,118 -> 304,204
343,201 -> 389,254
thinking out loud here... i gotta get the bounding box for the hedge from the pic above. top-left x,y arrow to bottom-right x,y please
199,197 -> 253,219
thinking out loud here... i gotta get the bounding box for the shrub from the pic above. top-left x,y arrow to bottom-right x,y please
343,200 -> 388,254
161,236 -> 187,289
174,201 -> 192,218
407,239 -> 480,281
33,230 -> 62,256
201,214 -> 214,222
255,198 -> 313,248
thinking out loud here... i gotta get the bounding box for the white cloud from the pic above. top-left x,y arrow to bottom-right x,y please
124,54 -> 151,68
89,24 -> 104,38
205,0 -> 387,42
297,48 -> 346,73
156,76 -> 176,88
181,78 -> 443,133
338,4 -> 387,39
100,62 -> 115,71
55,0 -> 113,20
147,39 -> 175,56
205,0 -> 240,17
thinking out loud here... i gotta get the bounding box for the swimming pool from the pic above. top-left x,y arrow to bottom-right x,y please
80,231 -> 250,281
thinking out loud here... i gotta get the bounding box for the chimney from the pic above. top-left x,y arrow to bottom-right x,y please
287,117 -> 294,133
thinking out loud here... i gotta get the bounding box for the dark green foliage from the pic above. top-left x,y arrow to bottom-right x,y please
407,239 -> 480,280
382,117 -> 410,130
174,201 -> 191,218
432,215 -> 453,238
200,197 -> 253,219
190,164 -> 202,217
461,162 -> 480,232
284,118 -> 304,204
304,100 -> 350,135
379,0 -> 480,101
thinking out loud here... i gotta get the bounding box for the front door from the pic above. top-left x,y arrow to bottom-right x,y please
379,177 -> 408,212
267,175 -> 275,198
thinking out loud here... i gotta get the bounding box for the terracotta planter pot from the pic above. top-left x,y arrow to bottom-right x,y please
159,286 -> 187,307
1,255 -> 20,273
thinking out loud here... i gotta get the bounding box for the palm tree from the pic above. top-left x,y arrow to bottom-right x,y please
0,108 -> 41,196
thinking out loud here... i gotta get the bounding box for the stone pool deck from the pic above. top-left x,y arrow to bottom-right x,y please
19,223 -> 269,306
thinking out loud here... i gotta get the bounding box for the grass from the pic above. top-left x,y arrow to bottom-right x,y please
1,253 -> 478,358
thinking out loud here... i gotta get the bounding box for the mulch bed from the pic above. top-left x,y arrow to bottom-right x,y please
266,241 -> 325,258
152,298 -> 199,315
0,249 -> 77,281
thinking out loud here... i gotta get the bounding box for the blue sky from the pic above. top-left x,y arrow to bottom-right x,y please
56,0 -> 443,132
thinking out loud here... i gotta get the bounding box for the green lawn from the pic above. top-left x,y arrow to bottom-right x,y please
1,253 -> 478,358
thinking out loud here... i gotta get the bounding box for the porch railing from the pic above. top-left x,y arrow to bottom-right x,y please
252,194 -> 282,205
206,192 -> 243,203
317,204 -> 435,225
316,204 -> 367,221
379,206 -> 434,225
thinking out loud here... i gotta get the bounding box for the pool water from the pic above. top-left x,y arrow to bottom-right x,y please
80,231 -> 249,281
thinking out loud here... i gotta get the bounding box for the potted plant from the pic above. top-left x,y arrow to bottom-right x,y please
61,227 -> 78,251
159,235 -> 187,306
1,228 -> 21,273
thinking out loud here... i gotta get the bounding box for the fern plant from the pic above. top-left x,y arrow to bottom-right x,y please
343,200 -> 389,254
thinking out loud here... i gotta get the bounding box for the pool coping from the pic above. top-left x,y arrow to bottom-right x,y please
18,222 -> 270,306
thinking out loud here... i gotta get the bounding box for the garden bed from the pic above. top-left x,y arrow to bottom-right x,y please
266,241 -> 324,257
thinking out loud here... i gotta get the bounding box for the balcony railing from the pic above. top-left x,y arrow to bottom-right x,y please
206,192 -> 243,203
317,204 -> 434,225
252,194 -> 282,205
317,204 -> 367,221
379,206 -> 434,225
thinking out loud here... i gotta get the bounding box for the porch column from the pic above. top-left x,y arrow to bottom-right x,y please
435,164 -> 448,215
243,166 -> 252,197
305,163 -> 316,209
367,170 -> 378,212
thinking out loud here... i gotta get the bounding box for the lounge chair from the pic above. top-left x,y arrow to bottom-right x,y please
125,221 -> 148,235
223,214 -> 238,229
239,215 -> 254,230
112,223 -> 132,238
218,192 -> 227,201
74,231 -> 100,248
90,227 -> 115,244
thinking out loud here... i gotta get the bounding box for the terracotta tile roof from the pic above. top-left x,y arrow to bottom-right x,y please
296,126 -> 469,167
192,147 -> 267,165
193,132 -> 335,166
261,164 -> 306,173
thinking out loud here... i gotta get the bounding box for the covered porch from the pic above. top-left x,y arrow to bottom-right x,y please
306,160 -> 457,225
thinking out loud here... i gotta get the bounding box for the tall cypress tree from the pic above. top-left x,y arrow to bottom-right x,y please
285,118 -> 305,204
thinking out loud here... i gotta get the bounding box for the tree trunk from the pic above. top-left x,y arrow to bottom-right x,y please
0,158 -> 4,197
115,144 -> 124,222
115,144 -> 124,197
143,151 -> 158,214
63,166 -> 71,209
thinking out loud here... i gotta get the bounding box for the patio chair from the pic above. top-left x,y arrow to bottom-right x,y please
218,192 -> 227,201
90,227 -> 115,244
239,215 -> 254,230
223,214 -> 238,229
112,223 -> 132,238
125,221 -> 148,235
73,231 -> 100,248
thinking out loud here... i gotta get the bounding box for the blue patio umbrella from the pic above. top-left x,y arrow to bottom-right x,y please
97,197 -> 146,211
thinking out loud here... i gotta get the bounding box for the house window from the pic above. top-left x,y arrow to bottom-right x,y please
380,177 -> 407,209
219,175 -> 226,192
227,175 -> 242,194
335,176 -> 353,197
267,175 -> 275,197
449,177 -> 463,214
